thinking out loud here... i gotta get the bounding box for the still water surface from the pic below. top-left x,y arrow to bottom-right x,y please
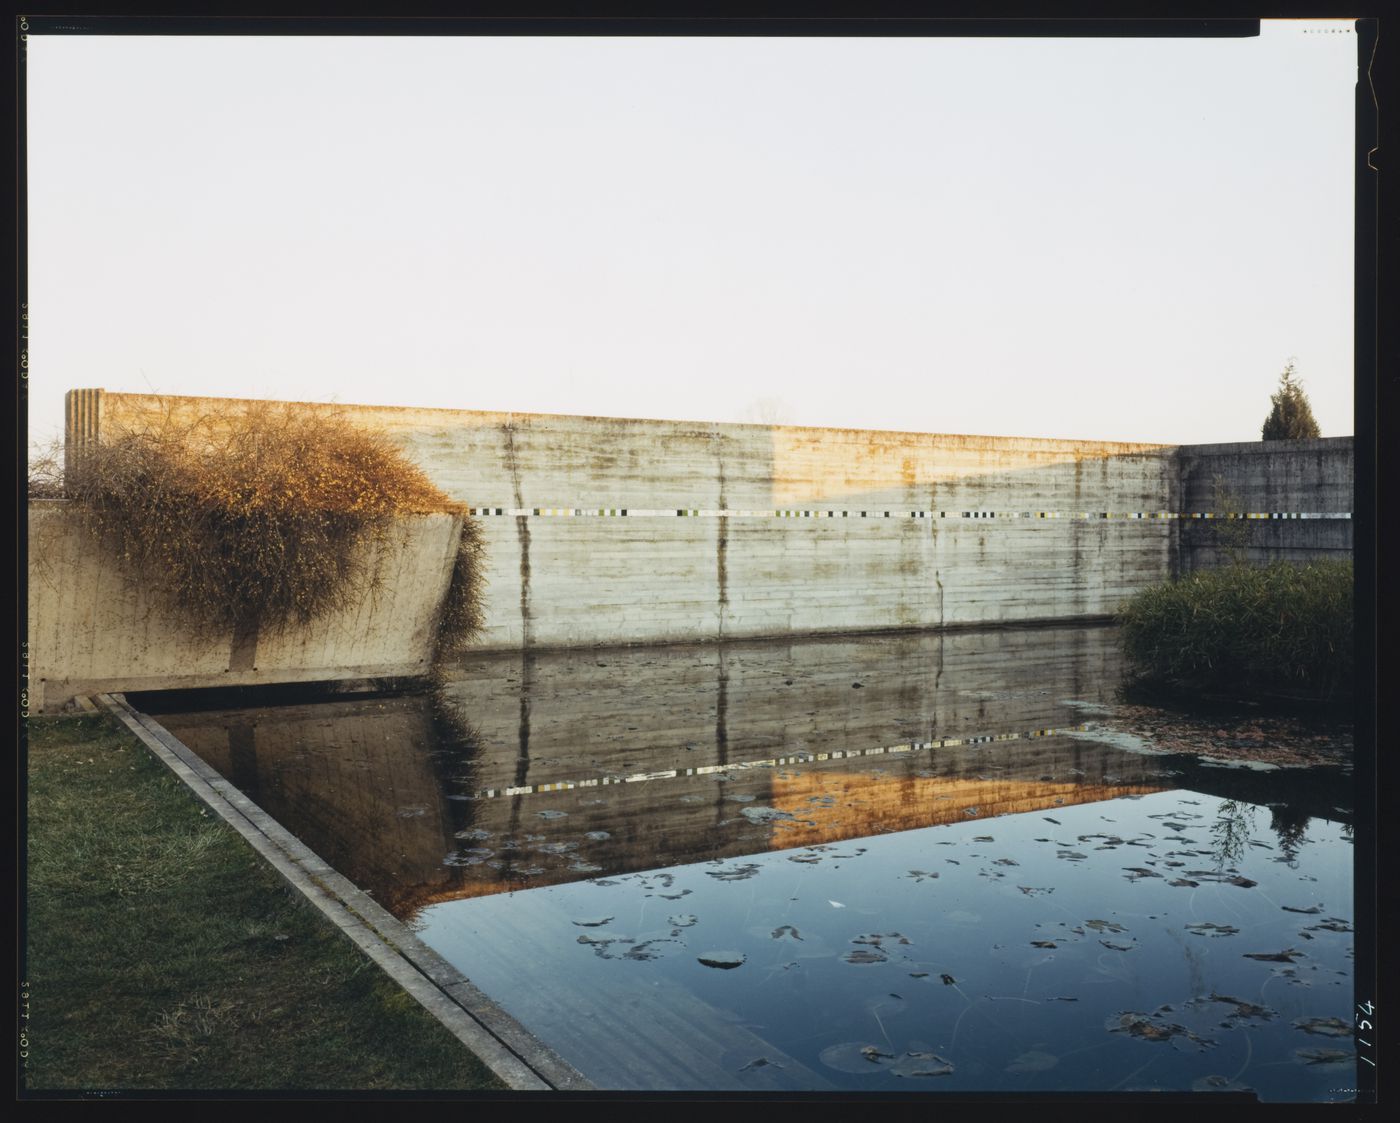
146,625 -> 1354,1099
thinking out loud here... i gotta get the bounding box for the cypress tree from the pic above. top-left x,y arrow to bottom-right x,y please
1261,361 -> 1321,440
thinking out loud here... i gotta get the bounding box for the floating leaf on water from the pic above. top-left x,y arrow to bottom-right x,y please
1122,868 -> 1162,881
1185,923 -> 1240,938
1243,949 -> 1305,963
1295,1047 -> 1354,1066
771,925 -> 802,941
707,864 -> 762,882
669,914 -> 698,928
828,900 -> 846,908
1107,1012 -> 1214,1048
994,858 -> 1019,867
739,1057 -> 778,1072
1044,817 -> 1061,824
1293,1017 -> 1352,1037
571,916 -> 614,928
1185,870 -> 1257,888
658,889 -> 692,900
1085,919 -> 1128,934
973,836 -> 995,842
788,854 -> 822,864
1309,918 -> 1354,933
1057,851 -> 1088,861
940,974 -> 956,986
1281,904 -> 1323,914
1169,879 -> 1200,888
1190,993 -> 1276,1025
844,949 -> 887,965
1100,940 -> 1135,952
891,1051 -> 954,1078
1192,1076 -> 1255,1093
819,1042 -> 897,1073
697,951 -> 746,969
1031,940 -> 1060,949
1017,886 -> 1053,897
626,938 -> 678,961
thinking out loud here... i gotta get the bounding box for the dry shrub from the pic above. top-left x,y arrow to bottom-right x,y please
27,441 -> 66,498
64,401 -> 485,644
435,515 -> 487,660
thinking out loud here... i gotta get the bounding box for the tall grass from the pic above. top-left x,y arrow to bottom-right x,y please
1117,560 -> 1353,701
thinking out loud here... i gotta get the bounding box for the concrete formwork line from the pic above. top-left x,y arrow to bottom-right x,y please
93,693 -> 593,1093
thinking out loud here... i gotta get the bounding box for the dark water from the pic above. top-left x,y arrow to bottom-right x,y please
145,625 -> 1356,1099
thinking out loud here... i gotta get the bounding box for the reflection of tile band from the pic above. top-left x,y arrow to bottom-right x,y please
465,508 -> 1351,521
466,724 -> 1088,800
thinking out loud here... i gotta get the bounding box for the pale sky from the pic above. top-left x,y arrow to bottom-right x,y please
24,21 -> 1360,452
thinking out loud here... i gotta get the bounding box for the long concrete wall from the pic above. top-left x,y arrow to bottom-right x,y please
79,390 -> 1185,652
37,391 -> 1352,704
26,500 -> 462,712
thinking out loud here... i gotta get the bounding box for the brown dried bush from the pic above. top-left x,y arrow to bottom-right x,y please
62,402 -> 485,646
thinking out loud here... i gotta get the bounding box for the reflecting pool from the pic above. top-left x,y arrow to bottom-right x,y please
144,624 -> 1355,1099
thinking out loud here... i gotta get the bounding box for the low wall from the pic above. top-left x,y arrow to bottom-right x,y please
25,500 -> 462,712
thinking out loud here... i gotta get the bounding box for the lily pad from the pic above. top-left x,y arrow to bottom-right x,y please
697,950 -> 746,969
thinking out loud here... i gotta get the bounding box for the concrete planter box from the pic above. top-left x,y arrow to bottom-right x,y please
25,500 -> 463,712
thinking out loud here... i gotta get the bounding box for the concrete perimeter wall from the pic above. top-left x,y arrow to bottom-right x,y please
26,500 -> 462,712
1176,437 -> 1354,572
78,390 -> 1182,652
35,390 -> 1351,705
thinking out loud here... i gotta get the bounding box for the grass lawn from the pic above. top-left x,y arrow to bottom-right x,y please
23,714 -> 507,1093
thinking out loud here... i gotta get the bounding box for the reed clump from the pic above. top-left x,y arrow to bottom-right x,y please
62,402 -> 485,645
1117,559 -> 1353,702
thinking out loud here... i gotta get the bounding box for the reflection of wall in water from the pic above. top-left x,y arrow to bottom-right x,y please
157,697 -> 471,915
769,772 -> 1166,846
437,625 -> 1128,793
401,740 -> 1172,916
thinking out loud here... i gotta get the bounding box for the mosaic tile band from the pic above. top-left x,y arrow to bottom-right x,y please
465,508 -> 1352,521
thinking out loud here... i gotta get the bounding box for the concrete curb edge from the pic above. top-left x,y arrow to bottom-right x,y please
91,693 -> 594,1093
